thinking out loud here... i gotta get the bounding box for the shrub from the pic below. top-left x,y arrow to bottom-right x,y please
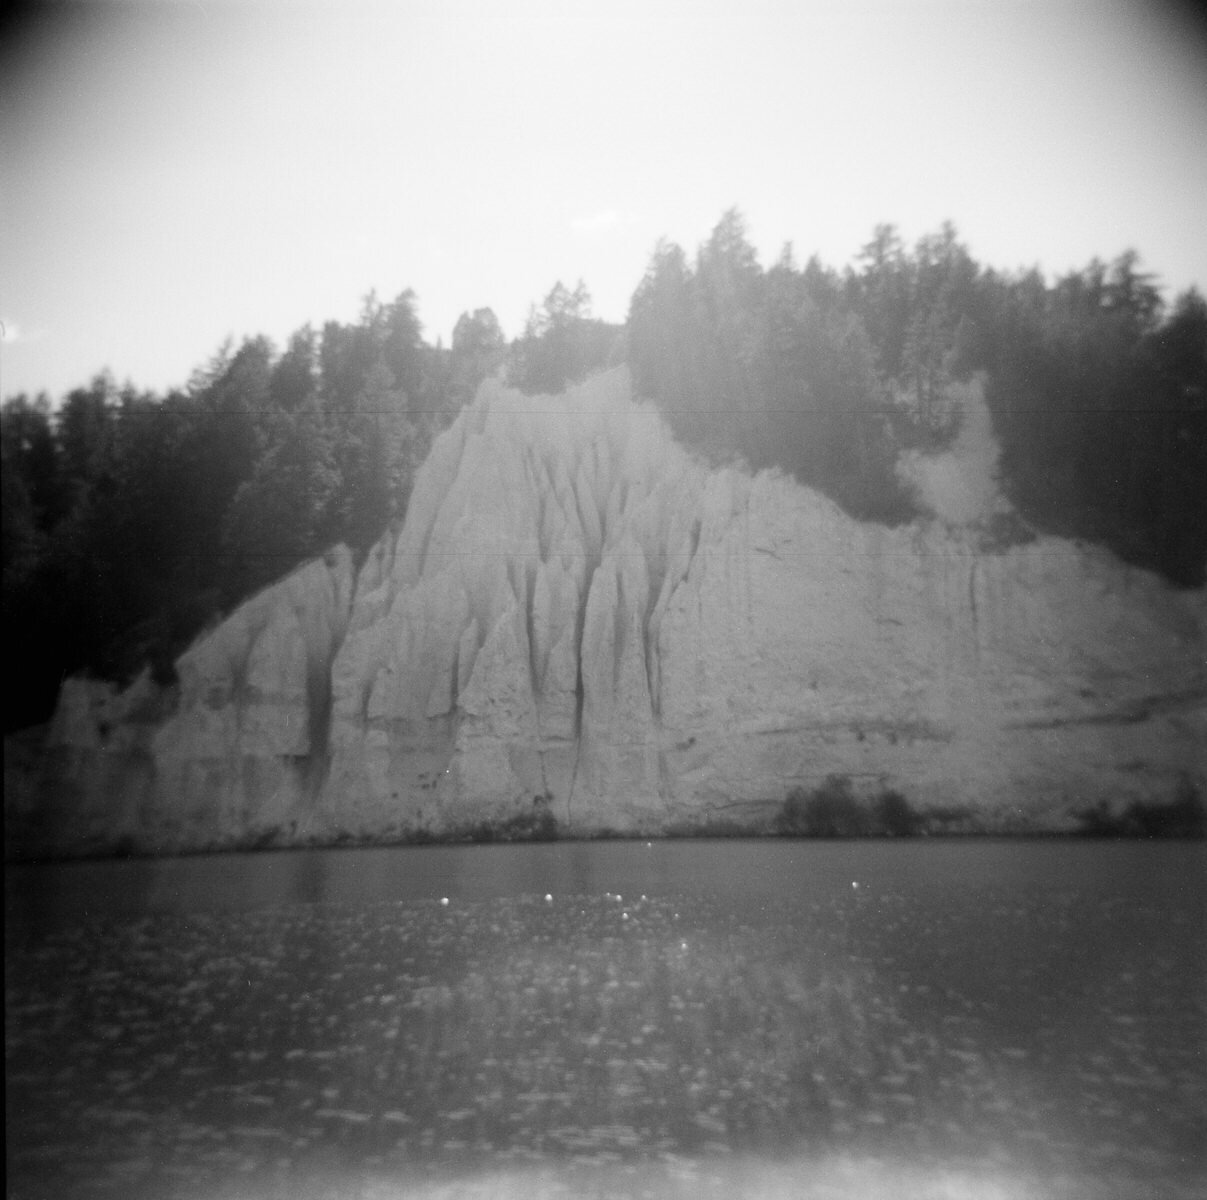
1077,778 -> 1206,838
1074,799 -> 1122,837
1131,778 -> 1205,838
247,827 -> 278,851
458,807 -> 559,844
872,789 -> 921,836
776,775 -> 870,837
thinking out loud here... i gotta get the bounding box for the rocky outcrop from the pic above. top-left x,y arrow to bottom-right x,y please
316,368 -> 709,837
6,368 -> 1205,856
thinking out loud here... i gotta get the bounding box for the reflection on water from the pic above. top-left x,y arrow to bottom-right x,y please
10,839 -> 1203,923
6,842 -> 1206,1199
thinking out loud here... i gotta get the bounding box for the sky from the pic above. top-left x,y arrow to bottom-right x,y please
2,0 -> 1206,402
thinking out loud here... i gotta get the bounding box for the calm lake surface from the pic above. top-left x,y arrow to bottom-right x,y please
6,841 -> 1206,1199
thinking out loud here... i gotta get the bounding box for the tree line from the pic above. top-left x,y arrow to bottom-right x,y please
3,214 -> 1203,732
629,211 -> 1206,579
1,294 -> 507,730
1,281 -> 624,731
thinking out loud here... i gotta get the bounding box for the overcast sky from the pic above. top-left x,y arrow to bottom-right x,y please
2,0 -> 1205,401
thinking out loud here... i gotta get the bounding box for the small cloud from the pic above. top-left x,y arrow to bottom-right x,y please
570,208 -> 624,234
0,319 -> 48,345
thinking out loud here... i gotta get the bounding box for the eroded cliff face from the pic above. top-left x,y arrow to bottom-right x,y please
6,548 -> 357,855
8,368 -> 1205,855
317,367 -> 709,836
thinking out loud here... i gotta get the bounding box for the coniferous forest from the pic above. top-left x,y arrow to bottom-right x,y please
3,213 -> 1205,733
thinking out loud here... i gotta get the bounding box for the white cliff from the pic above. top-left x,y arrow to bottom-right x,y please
8,368 -> 1204,855
318,368 -> 707,835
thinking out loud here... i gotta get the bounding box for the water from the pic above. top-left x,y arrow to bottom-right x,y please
6,841 -> 1206,1199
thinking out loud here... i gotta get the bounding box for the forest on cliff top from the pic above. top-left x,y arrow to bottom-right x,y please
3,212 -> 1205,732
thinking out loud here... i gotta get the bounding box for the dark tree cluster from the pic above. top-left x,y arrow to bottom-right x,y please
972,255 -> 1207,585
1,291 -> 504,732
509,280 -> 624,395
628,211 -> 922,523
628,210 -> 1206,582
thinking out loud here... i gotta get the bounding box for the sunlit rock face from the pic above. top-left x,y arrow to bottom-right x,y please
658,473 -> 1205,827
319,369 -> 706,835
148,545 -> 357,845
9,368 -> 1205,854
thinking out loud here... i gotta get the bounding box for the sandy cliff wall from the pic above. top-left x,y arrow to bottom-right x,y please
7,368 -> 1204,855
